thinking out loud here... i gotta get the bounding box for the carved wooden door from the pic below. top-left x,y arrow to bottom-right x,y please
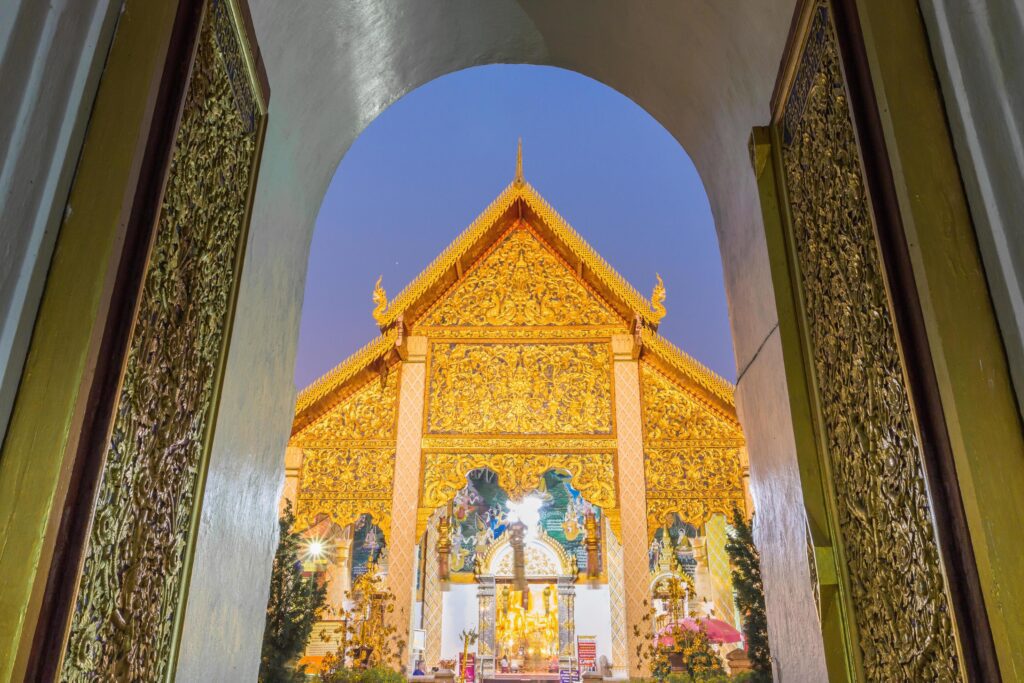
754,1 -> 996,681
28,1 -> 268,680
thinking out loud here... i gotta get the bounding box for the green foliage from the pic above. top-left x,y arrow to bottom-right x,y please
259,501 -> 328,683
317,665 -> 406,683
725,508 -> 772,679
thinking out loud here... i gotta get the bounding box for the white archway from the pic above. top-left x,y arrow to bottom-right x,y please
176,3 -> 825,681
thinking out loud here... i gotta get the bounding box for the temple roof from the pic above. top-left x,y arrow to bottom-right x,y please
293,157 -> 736,429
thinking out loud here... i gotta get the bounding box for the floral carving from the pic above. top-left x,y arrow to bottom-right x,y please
779,4 -> 960,679
62,4 -> 262,679
292,371 -> 398,446
426,342 -> 613,435
640,363 -> 741,443
419,225 -> 621,328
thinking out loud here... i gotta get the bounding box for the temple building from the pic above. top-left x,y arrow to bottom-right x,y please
281,153 -> 750,677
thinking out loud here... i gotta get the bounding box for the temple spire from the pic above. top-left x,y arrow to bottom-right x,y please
514,137 -> 524,185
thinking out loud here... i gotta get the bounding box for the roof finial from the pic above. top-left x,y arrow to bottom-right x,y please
372,275 -> 388,325
514,137 -> 524,185
651,273 -> 667,323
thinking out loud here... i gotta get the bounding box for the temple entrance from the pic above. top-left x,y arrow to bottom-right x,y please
3,1 -> 1020,681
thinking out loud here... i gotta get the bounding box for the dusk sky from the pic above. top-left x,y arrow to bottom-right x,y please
295,65 -> 735,390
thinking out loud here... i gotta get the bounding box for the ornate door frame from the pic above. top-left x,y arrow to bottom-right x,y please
0,0 -> 268,679
753,0 -> 1015,680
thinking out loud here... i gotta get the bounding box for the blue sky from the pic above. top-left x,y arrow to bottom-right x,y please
295,65 -> 734,389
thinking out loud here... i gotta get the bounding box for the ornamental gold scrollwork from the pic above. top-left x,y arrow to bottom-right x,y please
296,498 -> 392,539
421,453 -> 616,510
292,370 -> 398,446
418,226 -> 621,328
641,362 -> 741,442
62,3 -> 262,679
645,499 -> 741,540
779,4 -> 960,679
644,447 -> 744,497
299,448 -> 395,497
426,342 -> 613,435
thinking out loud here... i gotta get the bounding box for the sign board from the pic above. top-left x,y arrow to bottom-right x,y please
577,635 -> 597,672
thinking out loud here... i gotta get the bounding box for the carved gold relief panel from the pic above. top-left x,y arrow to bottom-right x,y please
292,370 -> 398,446
295,448 -> 396,533
778,4 -> 960,679
420,452 -> 616,510
61,2 -> 264,679
418,225 -> 622,328
640,362 -> 741,444
426,342 -> 613,435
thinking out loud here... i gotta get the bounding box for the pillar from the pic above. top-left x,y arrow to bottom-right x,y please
281,446 -> 304,513
705,514 -> 736,627
386,335 -> 428,668
605,517 -> 628,677
556,576 -> 577,670
477,575 -> 497,676
324,528 -> 353,617
610,333 -> 649,677
422,511 -> 444,667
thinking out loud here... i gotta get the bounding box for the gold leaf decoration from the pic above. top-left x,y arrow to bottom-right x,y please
426,342 -> 613,435
62,2 -> 261,678
418,226 -> 621,328
420,453 -> 616,510
640,362 -> 741,443
292,370 -> 399,446
778,4 -> 960,679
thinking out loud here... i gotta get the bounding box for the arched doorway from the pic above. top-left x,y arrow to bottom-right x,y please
1,1 -> 1020,681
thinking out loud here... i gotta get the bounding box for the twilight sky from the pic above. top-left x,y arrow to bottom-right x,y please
294,65 -> 735,390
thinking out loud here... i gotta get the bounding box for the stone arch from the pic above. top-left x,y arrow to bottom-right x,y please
173,3 -> 821,680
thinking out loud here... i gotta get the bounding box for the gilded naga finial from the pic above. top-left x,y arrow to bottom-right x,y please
514,137 -> 524,185
372,275 -> 388,324
651,273 -> 667,322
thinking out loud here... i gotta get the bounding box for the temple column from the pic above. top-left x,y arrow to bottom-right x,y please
605,517 -> 628,677
556,576 -> 577,670
422,510 -> 444,668
386,335 -> 428,669
705,514 -> 736,627
325,528 -> 353,617
477,576 -> 497,676
281,446 -> 304,513
610,333 -> 649,677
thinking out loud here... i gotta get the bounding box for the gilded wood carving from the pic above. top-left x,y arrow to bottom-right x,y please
62,2 -> 262,678
426,342 -> 613,435
292,371 -> 398,446
640,362 -> 741,443
640,361 -> 744,536
293,372 -> 398,533
779,4 -> 960,679
418,225 -> 621,328
420,453 -> 617,510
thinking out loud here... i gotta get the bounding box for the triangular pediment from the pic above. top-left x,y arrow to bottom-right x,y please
416,223 -> 623,328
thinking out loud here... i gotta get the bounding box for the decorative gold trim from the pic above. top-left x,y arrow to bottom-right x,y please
421,436 -> 617,453
294,328 -> 398,417
640,328 -> 736,408
376,182 -> 664,329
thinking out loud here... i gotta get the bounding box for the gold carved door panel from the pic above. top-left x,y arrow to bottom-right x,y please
58,1 -> 267,679
760,1 -> 973,681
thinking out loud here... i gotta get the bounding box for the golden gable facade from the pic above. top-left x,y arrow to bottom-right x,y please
281,164 -> 748,675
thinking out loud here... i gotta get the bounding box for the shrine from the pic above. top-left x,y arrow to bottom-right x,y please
281,146 -> 750,677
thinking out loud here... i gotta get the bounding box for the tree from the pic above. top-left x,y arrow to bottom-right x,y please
726,507 -> 772,680
260,501 -> 329,682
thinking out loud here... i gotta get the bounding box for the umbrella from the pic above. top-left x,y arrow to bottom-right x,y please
697,618 -> 742,644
